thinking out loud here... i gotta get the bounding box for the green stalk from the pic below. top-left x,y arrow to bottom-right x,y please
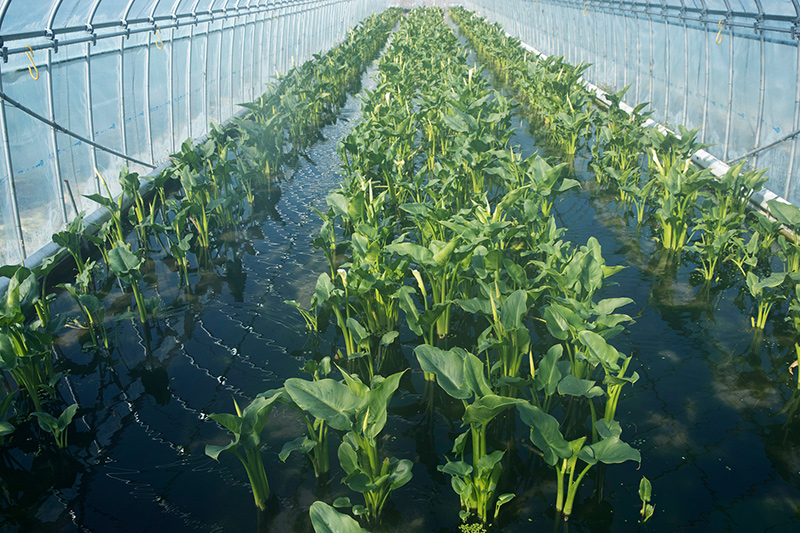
131,282 -> 149,324
563,464 -> 593,518
239,448 -> 270,511
556,460 -> 566,513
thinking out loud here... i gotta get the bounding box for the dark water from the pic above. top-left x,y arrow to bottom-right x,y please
3,29 -> 800,533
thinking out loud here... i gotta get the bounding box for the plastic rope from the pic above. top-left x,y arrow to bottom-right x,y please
0,88 -> 156,169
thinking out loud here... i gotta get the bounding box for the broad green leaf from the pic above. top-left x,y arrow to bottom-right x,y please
579,330 -> 622,371
517,403 -> 571,466
536,345 -> 563,396
388,458 -> 414,490
0,335 -> 19,371
578,436 -> 641,466
443,113 -> 469,133
338,366 -> 369,399
386,242 -> 432,265
108,242 -> 142,278
208,412 -> 243,435
338,440 -> 360,476
345,318 -> 369,345
397,285 -> 423,336
414,345 -> 471,399
639,476 -> 652,502
543,305 -> 569,340
475,449 -> 505,476
0,421 -> 13,437
333,497 -> 352,508
315,273 -> 336,304
432,239 -> 458,267
768,199 -> 800,228
205,440 -> 239,461
359,370 -> 406,441
500,289 -> 528,330
32,411 -> 58,433
439,460 -> 473,478
463,350 -> 493,398
594,297 -> 633,316
457,297 -> 493,316
463,395 -> 522,426
496,493 -> 515,514
596,419 -> 623,439
279,436 -> 316,462
284,378 -> 360,431
558,375 -> 604,398
56,403 -> 79,432
309,501 -> 371,533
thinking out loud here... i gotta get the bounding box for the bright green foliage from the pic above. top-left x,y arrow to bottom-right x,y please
745,271 -> 786,331
416,344 -> 521,524
205,395 -> 280,511
333,367 -> 412,523
639,476 -> 655,522
32,403 -> 78,449
0,265 -> 59,413
108,241 -> 156,324
310,501 -> 371,533
274,357 -> 340,477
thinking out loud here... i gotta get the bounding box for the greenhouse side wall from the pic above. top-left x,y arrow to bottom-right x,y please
462,0 -> 800,208
0,0 -> 392,268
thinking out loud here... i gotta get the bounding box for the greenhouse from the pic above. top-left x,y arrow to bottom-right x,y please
1,0 -> 799,531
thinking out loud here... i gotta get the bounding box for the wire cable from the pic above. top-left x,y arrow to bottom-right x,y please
0,88 -> 156,169
727,126 -> 800,166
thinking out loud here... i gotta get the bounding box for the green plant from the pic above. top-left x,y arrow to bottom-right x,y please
205,395 -> 280,511
52,212 -> 91,287
334,367 -> 412,523
639,476 -> 655,523
415,345 -> 521,524
745,271 -> 785,331
0,265 -> 59,413
274,357 -> 336,477
518,409 -> 640,519
310,501 -> 370,533
31,403 -> 78,449
650,158 -> 711,252
767,199 -> 800,274
58,283 -> 108,350
0,389 -> 16,444
108,241 -> 156,324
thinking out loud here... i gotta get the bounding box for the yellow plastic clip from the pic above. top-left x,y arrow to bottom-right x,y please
716,19 -> 724,44
584,2 -> 588,16
25,45 -> 38,80
155,24 -> 164,50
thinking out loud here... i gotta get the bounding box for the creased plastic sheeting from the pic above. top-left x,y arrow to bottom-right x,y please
5,54 -> 64,259
52,56 -> 96,220
464,0 -> 800,207
123,36 -> 151,175
0,0 -> 391,265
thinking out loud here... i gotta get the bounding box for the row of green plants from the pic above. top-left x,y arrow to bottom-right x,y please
0,7 -> 402,494
209,7 -> 652,531
450,6 -> 800,388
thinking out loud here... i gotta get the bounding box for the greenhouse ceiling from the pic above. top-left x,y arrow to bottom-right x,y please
0,1 -> 306,57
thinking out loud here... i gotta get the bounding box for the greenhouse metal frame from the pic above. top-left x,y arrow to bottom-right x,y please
0,0 -> 391,268
0,0 -> 798,270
